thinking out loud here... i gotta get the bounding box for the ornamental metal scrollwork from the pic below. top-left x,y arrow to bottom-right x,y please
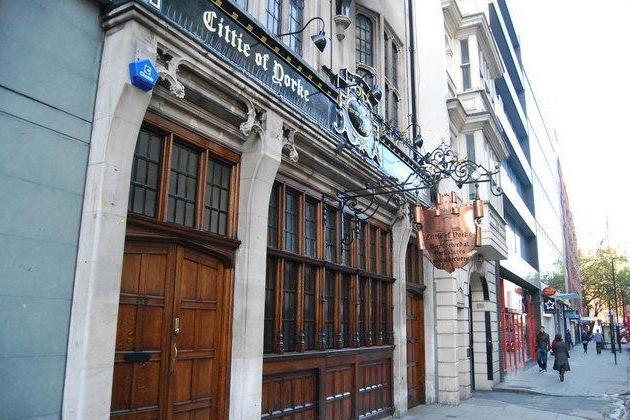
332,68 -> 381,164
336,142 -> 502,244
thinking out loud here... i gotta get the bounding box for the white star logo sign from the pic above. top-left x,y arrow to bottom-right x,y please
544,300 -> 555,311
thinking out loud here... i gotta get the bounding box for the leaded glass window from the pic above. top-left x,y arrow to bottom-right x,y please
130,116 -> 237,237
304,200 -> 317,258
325,205 -> 337,262
268,185 -> 279,248
282,261 -> 298,352
304,266 -> 316,350
129,128 -> 162,218
284,191 -> 298,253
264,257 -> 276,353
288,0 -> 304,55
356,14 -> 374,67
167,143 -> 199,228
204,158 -> 231,235
266,0 -> 281,35
324,270 -> 336,348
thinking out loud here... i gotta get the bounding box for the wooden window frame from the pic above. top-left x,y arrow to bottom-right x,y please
130,112 -> 240,239
264,178 -> 395,356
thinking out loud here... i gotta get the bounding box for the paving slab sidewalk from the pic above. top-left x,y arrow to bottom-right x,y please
402,342 -> 630,419
495,342 -> 630,397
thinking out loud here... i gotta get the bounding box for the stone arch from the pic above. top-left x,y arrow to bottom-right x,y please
468,271 -> 494,391
63,20 -> 158,419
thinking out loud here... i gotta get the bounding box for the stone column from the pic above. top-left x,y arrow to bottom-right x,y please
435,270 -> 461,405
63,21 -> 156,419
391,207 -> 412,417
229,110 -> 284,419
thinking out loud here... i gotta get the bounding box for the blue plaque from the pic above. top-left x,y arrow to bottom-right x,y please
129,59 -> 158,91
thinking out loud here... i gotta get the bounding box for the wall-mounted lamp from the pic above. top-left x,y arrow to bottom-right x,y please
404,122 -> 423,150
278,16 -> 327,52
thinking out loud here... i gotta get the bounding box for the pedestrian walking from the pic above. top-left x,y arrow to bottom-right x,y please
593,330 -> 604,354
581,330 -> 590,353
536,326 -> 550,372
552,333 -> 571,382
566,330 -> 573,349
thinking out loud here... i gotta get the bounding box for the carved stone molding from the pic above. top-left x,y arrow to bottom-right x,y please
282,126 -> 299,163
239,97 -> 263,138
155,47 -> 185,99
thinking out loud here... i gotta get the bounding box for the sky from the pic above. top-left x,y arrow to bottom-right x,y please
506,0 -> 630,255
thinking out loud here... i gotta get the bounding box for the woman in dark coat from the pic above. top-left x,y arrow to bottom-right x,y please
552,333 -> 570,382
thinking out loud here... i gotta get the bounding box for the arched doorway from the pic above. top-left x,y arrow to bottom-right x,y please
468,273 -> 493,390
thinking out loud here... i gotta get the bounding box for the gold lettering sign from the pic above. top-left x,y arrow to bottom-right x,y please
420,193 -> 480,273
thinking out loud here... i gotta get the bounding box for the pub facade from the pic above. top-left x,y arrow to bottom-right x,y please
2,0 -> 514,418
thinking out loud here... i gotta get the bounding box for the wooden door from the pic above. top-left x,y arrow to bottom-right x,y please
111,242 -> 230,419
169,247 -> 225,419
406,292 -> 425,408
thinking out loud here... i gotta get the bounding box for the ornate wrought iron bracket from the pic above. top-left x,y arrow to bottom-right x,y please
337,142 -> 502,245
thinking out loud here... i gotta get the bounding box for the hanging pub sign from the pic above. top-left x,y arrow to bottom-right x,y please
542,287 -> 557,297
544,297 -> 556,313
414,192 -> 484,273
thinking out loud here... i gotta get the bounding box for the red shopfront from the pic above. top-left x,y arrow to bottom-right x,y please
500,279 -> 536,372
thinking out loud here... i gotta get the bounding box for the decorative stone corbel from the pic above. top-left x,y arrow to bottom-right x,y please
239,97 -> 262,137
282,127 -> 299,163
334,15 -> 352,41
155,48 -> 185,99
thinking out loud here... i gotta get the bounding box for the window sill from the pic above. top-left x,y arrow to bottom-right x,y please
263,345 -> 394,362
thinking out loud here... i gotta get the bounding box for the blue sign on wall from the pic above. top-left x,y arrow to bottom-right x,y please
129,59 -> 158,91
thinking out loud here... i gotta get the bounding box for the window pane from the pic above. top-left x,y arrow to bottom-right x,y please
356,14 -> 373,67
371,280 -> 378,344
304,200 -> 317,258
325,206 -> 337,262
341,274 -> 350,347
266,0 -> 281,35
282,261 -> 298,352
384,33 -> 390,79
264,257 -> 276,353
167,142 -> 199,228
304,266 -> 316,350
466,133 -> 476,161
129,128 -> 162,218
392,43 -> 399,86
460,38 -> 470,63
358,278 -> 367,346
204,158 -> 231,235
382,283 -> 390,344
324,270 -> 336,349
234,0 -> 248,9
462,65 -> 471,90
380,232 -> 388,275
341,214 -> 352,266
370,227 -> 377,272
284,191 -> 298,253
391,93 -> 399,128
288,0 -> 304,55
357,222 -> 366,269
268,185 -> 279,248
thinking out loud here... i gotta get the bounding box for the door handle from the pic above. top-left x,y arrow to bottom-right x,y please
170,343 -> 178,373
173,317 -> 180,336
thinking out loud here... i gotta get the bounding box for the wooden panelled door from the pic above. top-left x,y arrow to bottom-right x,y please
111,241 -> 230,419
406,292 -> 425,408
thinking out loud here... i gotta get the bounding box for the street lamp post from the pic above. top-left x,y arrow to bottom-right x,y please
612,258 -> 622,352
609,308 -> 617,365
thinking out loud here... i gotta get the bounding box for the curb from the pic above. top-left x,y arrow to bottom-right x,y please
491,387 -> 630,399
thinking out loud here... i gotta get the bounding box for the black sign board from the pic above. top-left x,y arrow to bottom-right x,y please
116,0 -> 429,203
133,0 -> 337,130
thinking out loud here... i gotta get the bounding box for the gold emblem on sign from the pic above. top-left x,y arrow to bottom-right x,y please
414,192 -> 483,273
